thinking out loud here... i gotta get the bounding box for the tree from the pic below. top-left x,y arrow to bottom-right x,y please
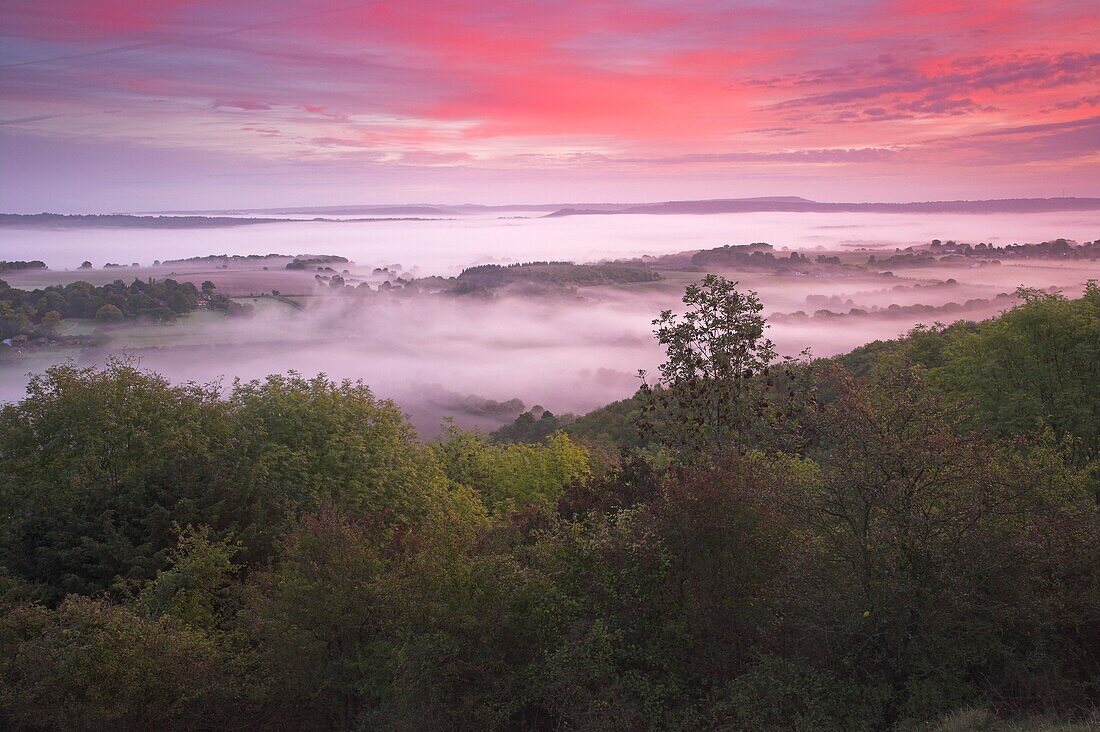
37,310 -> 62,337
932,281 -> 1100,467
94,303 -> 124,323
0,596 -> 237,730
200,280 -> 216,295
638,274 -> 811,457
138,526 -> 241,633
0,361 -> 237,601
0,300 -> 31,338
784,365 -> 1100,723
243,507 -> 395,729
227,372 -> 460,553
79,261 -> 92,269
244,490 -> 501,730
437,426 -> 589,513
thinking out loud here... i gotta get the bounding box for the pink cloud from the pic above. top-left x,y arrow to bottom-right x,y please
0,0 -> 1096,205
213,99 -> 272,111
398,151 -> 475,165
301,105 -> 349,121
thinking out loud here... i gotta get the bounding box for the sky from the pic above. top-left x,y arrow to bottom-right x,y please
0,0 -> 1097,212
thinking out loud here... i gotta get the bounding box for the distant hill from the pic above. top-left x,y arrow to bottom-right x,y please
11,197 -> 1099,224
545,197 -> 1100,217
0,213 -> 285,229
0,213 -> 446,228
153,205 -> 460,216
145,202 -> 633,216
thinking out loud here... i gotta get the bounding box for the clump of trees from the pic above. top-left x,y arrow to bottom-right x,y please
0,277 -> 200,338
206,292 -> 254,317
1,277 -> 1098,730
286,255 -> 350,270
0,261 -> 46,273
456,261 -> 661,290
689,244 -> 854,275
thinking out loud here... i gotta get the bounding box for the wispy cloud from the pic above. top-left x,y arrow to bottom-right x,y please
0,0 -> 1097,207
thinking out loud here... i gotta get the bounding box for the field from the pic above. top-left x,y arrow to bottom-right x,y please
231,295 -> 303,315
1,263 -> 325,298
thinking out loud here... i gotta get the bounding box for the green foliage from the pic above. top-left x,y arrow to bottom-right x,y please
438,426 -> 589,512
0,596 -> 236,731
94,302 -> 124,322
640,274 -> 815,458
0,261 -> 46,273
931,282 -> 1100,464
36,309 -> 61,336
1,285 -> 1099,730
243,507 -> 393,728
0,361 -> 235,601
456,261 -> 660,290
138,526 -> 240,633
0,277 -> 200,336
566,391 -> 654,450
786,366 -> 1100,724
491,392 -> 663,454
0,298 -> 31,339
230,372 -> 451,527
375,545 -> 562,729
491,407 -> 575,444
838,281 -> 1100,471
0,363 -> 461,602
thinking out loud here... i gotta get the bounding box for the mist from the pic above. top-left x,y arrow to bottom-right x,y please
3,211 -> 1099,434
4,209 -> 1100,272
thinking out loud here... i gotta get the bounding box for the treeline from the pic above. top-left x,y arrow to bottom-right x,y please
869,239 -> 1100,268
0,279 -> 1097,730
688,245 -> 861,275
492,400 -> 650,451
0,261 -> 46,273
0,278 -> 200,338
772,291 -> 1018,321
969,237 -> 1099,259
286,255 -> 351,270
160,253 -> 292,265
455,261 -> 661,289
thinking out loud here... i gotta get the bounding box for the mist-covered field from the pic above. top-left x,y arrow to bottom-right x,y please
2,210 -> 1099,433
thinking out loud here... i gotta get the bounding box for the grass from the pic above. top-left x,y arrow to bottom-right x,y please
102,310 -> 232,348
57,318 -> 97,336
231,296 -> 301,315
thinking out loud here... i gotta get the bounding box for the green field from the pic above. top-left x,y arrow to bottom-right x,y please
56,319 -> 97,337
231,296 -> 302,315
100,310 -> 231,348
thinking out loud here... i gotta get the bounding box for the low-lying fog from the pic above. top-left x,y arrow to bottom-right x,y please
2,211 -> 1099,434
5,209 -> 1100,272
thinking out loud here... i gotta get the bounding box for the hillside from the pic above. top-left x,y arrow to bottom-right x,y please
1,279 -> 1097,731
